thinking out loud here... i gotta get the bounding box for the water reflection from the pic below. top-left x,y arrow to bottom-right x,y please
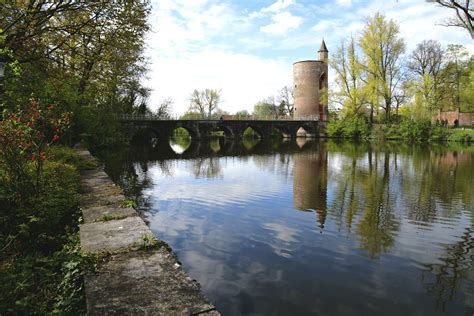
293,140 -> 328,231
96,139 -> 474,315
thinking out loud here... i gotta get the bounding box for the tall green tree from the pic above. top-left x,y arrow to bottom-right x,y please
331,37 -> 368,117
438,44 -> 472,111
359,13 -> 406,122
408,40 -> 445,114
253,98 -> 278,118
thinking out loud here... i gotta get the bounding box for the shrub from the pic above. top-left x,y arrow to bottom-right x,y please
0,99 -> 70,199
430,126 -> 451,142
0,100 -> 92,314
448,129 -> 474,143
326,119 -> 344,137
327,115 -> 370,139
399,118 -> 432,141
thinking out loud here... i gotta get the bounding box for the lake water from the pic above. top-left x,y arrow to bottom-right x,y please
99,138 -> 474,315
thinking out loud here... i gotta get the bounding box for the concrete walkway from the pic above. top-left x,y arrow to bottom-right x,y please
76,147 -> 219,315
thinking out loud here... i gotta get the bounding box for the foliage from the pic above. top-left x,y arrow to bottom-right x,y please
277,86 -> 294,116
0,104 -> 93,314
326,115 -> 371,139
447,129 -> 474,142
180,111 -> 202,120
155,98 -> 173,119
189,89 -> 221,119
408,40 -> 445,114
0,1 -> 151,147
0,99 -> 70,201
253,100 -> 278,118
330,12 -> 473,139
439,46 -> 473,112
234,110 -> 250,118
121,198 -> 137,209
399,119 -> 433,141
331,37 -> 368,116
243,127 -> 261,138
0,156 -> 87,314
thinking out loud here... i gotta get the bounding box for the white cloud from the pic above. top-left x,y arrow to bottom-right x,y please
336,0 -> 352,7
260,11 -> 303,35
261,0 -> 294,13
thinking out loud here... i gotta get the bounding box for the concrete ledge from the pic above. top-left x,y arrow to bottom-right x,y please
82,205 -> 137,224
79,192 -> 125,208
85,249 -> 219,315
80,216 -> 153,253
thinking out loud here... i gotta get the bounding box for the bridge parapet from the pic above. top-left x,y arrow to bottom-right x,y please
119,114 -> 320,122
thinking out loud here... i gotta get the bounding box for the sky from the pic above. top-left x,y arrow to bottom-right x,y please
145,0 -> 473,115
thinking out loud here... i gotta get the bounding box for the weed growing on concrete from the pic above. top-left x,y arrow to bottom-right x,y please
120,198 -> 137,209
139,234 -> 159,249
96,214 -> 128,222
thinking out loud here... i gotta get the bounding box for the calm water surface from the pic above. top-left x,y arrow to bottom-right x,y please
99,139 -> 474,315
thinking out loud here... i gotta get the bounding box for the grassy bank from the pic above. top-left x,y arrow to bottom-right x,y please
327,118 -> 473,143
0,146 -> 98,314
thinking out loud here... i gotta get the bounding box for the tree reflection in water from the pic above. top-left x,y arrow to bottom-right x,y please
421,227 -> 474,311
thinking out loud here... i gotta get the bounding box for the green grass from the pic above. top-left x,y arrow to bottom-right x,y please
447,129 -> 474,143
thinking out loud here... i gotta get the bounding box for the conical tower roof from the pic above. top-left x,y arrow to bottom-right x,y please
318,39 -> 328,52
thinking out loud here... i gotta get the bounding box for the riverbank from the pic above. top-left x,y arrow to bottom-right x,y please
326,117 -> 474,142
76,146 -> 219,315
0,146 -> 92,314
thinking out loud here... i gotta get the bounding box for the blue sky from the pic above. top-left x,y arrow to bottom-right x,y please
145,0 -> 473,115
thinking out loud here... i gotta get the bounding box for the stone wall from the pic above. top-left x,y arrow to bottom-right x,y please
435,109 -> 474,126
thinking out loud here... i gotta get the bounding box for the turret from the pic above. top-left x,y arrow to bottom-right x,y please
318,39 -> 328,62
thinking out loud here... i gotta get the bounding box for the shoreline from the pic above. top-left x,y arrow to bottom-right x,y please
76,146 -> 219,315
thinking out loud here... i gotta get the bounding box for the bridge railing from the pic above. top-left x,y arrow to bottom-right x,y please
118,114 -> 320,121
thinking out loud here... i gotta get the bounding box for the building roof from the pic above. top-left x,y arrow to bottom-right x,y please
318,39 -> 328,52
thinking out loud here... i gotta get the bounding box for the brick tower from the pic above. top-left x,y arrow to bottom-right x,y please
293,39 -> 329,121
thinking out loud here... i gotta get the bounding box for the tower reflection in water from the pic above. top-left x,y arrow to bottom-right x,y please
293,138 -> 328,231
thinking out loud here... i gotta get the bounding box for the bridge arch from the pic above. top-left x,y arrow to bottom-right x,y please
273,125 -> 296,138
212,125 -> 235,139
130,127 -> 160,144
243,125 -> 264,139
297,123 -> 317,137
172,125 -> 200,140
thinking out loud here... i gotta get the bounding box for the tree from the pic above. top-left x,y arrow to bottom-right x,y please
277,86 -> 294,116
359,13 -> 406,122
155,98 -> 173,119
331,37 -> 368,117
211,107 -> 229,119
253,98 -> 278,118
428,0 -> 474,39
408,40 -> 445,113
234,110 -> 250,118
438,45 -> 472,111
0,1 -> 151,145
189,89 -> 221,118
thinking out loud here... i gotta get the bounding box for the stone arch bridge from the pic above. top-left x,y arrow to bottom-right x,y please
120,115 -> 326,141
